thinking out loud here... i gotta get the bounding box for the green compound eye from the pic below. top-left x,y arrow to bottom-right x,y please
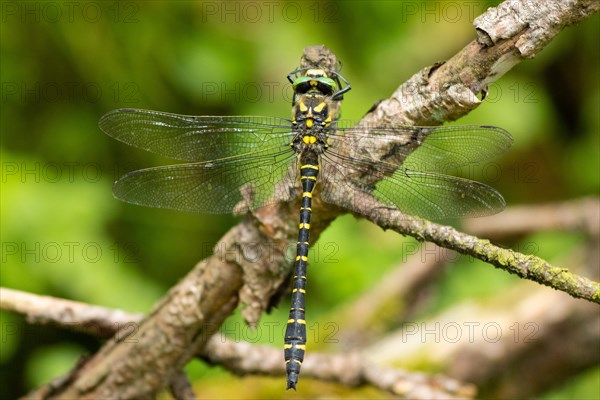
292,76 -> 337,96
292,76 -> 313,89
318,77 -> 337,91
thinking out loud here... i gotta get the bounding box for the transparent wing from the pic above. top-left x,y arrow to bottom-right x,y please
330,122 -> 513,171
99,109 -> 294,162
321,123 -> 513,220
372,170 -> 505,220
112,147 -> 298,214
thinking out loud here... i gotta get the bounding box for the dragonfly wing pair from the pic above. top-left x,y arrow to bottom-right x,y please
100,109 -> 512,219
316,123 -> 513,221
99,109 -> 300,213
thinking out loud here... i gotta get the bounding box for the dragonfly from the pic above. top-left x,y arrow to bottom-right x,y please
99,64 -> 512,390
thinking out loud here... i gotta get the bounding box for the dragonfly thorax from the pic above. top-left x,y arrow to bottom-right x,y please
290,93 -> 332,154
292,93 -> 333,128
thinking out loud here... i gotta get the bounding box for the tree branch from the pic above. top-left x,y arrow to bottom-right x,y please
362,0 -> 599,127
169,370 -> 197,400
202,335 -> 475,398
2,288 -> 473,399
0,287 -> 144,339
474,0 -> 600,57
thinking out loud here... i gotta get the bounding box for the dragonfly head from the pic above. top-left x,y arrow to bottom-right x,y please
292,69 -> 338,97
288,67 -> 350,101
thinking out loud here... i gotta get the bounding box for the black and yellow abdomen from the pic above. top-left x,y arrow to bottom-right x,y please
284,154 -> 319,390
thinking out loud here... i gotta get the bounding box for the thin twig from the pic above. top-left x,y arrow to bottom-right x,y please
203,335 -> 476,399
358,194 -> 600,303
0,287 -> 143,338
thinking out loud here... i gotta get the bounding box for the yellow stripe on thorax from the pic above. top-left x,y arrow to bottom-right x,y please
313,102 -> 326,113
302,135 -> 317,144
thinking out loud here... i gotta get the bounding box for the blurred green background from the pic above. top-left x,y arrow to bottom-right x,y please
1,1 -> 598,398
